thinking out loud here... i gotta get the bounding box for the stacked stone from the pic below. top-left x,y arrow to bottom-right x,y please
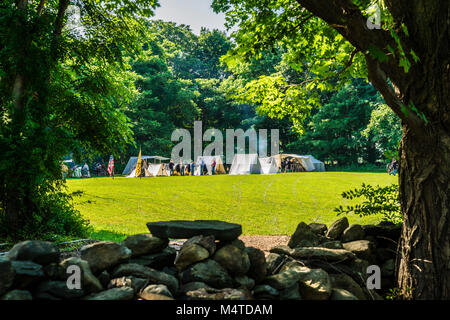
147,220 -> 266,300
0,218 -> 400,300
261,217 -> 400,300
0,234 -> 177,300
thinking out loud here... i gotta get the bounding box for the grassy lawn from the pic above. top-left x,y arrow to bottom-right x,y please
67,172 -> 398,241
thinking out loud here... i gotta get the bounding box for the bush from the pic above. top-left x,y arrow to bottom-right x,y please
0,190 -> 92,243
334,183 -> 402,224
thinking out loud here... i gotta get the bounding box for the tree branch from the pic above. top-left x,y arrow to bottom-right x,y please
365,54 -> 426,136
53,0 -> 70,38
37,0 -> 47,16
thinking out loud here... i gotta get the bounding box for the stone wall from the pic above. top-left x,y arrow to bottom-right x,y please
0,218 -> 400,300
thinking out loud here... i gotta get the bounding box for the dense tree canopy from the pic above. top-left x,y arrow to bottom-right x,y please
0,0 -> 158,239
212,0 -> 449,299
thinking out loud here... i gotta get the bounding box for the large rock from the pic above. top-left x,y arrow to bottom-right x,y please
183,235 -> 216,255
234,275 -> 255,290
139,284 -> 173,299
330,288 -> 358,300
97,271 -> 110,288
320,241 -> 344,249
180,259 -> 233,289
279,283 -> 301,300
264,264 -> 312,290
175,244 -> 210,271
130,247 -> 176,270
122,234 -> 168,257
1,289 -> 32,300
80,242 -> 131,273
213,245 -> 250,276
297,268 -> 332,300
345,258 -> 370,280
361,222 -> 402,240
245,247 -> 267,283
84,287 -> 134,300
7,241 -> 59,265
35,280 -> 85,299
309,223 -> 328,235
341,224 -> 365,243
138,292 -> 174,300
43,263 -> 65,279
0,257 -> 15,296
266,253 -> 287,275
180,282 -> 214,295
342,240 -> 376,262
186,288 -> 250,300
252,285 -> 279,299
11,260 -> 44,288
329,273 -> 366,300
270,245 -> 355,262
60,257 -> 103,293
108,276 -> 148,294
147,220 -> 242,241
111,263 -> 178,295
288,222 -> 320,248
326,217 -> 349,240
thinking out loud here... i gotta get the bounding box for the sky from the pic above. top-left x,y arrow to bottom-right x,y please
152,0 -> 230,34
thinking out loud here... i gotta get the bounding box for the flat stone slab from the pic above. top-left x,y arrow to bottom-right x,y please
147,220 -> 242,241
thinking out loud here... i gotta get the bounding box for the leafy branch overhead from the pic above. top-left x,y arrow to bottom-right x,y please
213,0 -> 433,135
334,183 -> 402,224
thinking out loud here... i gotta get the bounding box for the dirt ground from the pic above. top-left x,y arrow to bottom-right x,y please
239,235 -> 290,254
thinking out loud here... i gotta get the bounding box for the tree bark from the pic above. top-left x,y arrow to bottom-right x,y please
396,123 -> 450,299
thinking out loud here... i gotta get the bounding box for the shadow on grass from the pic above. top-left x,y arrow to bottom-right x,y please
89,230 -> 128,242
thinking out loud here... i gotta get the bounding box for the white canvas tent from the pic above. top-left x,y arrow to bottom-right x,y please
229,154 -> 262,175
194,155 -> 226,175
122,156 -> 169,175
297,155 -> 315,172
147,163 -> 169,176
304,155 -> 326,172
259,156 -> 280,174
273,154 -> 324,172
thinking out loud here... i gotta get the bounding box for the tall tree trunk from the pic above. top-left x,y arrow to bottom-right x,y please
397,122 -> 450,299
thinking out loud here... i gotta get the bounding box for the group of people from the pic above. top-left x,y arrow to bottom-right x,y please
61,162 -> 91,181
280,157 -> 304,173
167,158 -> 220,176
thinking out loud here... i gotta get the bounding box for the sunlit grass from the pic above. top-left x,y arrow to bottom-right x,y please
66,172 -> 398,241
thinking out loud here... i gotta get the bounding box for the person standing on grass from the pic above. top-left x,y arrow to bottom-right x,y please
190,160 -> 195,176
200,158 -> 205,176
169,159 -> 174,176
179,160 -> 184,176
211,158 -> 216,175
388,157 -> 399,176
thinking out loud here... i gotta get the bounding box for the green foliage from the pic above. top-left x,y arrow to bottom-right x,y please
0,188 -> 92,242
289,80 -> 380,164
125,36 -> 200,156
385,287 -> 412,300
334,183 -> 402,224
362,104 -> 402,158
0,0 -> 157,240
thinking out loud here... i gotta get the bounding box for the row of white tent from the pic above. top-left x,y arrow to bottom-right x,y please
122,154 -> 325,177
229,153 -> 325,175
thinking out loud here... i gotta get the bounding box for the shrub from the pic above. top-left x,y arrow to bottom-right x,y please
0,190 -> 92,243
334,183 -> 402,224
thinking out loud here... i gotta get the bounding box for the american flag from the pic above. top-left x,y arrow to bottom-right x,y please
107,155 -> 114,176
